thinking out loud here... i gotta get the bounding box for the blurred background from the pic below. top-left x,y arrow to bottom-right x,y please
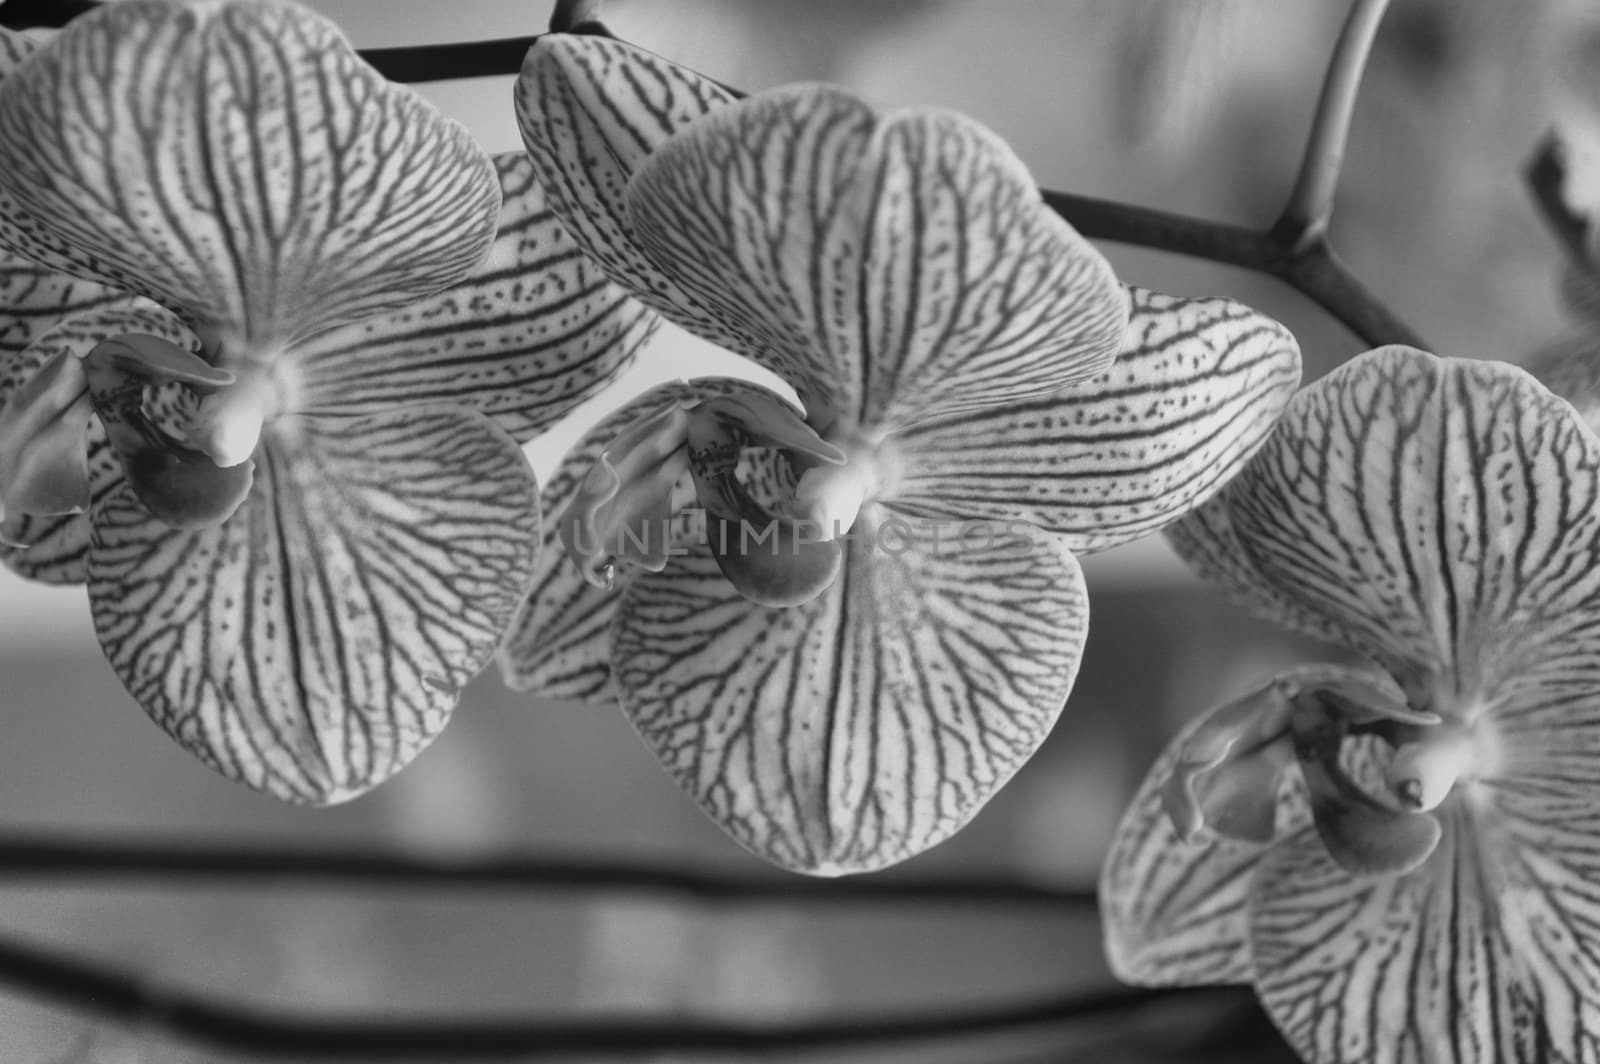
2,0 -> 1599,1059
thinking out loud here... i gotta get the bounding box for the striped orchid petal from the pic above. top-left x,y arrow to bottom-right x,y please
0,0 -> 498,349
1,299 -> 191,583
895,289 -> 1300,552
501,377 -> 791,702
1248,821 -> 1551,1064
293,153 -> 656,441
623,84 -> 1127,430
1203,347 -> 1600,687
87,408 -> 539,802
513,35 -> 744,354
611,522 -> 1086,875
1102,704 -> 1311,987
1,251 -> 119,369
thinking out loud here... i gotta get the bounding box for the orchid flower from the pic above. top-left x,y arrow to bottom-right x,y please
1102,345 -> 1600,1063
0,2 -> 653,802
497,33 -> 1302,875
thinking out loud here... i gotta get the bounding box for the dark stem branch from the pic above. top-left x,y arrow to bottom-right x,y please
0,834 -> 1094,907
0,929 -> 1226,1060
1273,0 -> 1392,251
1043,189 -> 1426,349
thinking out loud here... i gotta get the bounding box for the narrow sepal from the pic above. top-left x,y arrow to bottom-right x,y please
612,519 -> 1087,874
898,289 -> 1300,552
89,407 -> 540,802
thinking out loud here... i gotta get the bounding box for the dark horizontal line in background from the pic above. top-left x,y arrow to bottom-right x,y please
0,833 -> 1098,907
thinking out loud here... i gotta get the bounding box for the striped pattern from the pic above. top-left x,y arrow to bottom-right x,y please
87,407 -> 539,803
0,251 -> 118,368
1,299 -> 191,583
896,288 -> 1301,553
1219,348 -> 1600,695
1101,704 -> 1310,987
0,27 -> 36,76
499,377 -> 779,702
1249,821 -> 1553,1064
625,84 -> 1127,431
514,35 -> 743,354
295,153 -> 656,441
611,518 -> 1086,875
0,0 -> 499,350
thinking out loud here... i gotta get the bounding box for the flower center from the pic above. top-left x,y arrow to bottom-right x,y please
559,391 -> 899,607
81,334 -> 266,528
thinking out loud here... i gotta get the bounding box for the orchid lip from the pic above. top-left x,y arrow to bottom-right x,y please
1165,662 -> 1450,874
83,334 -> 258,529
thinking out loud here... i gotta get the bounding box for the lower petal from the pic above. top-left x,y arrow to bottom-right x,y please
611,516 -> 1087,875
1250,818 -> 1551,1064
88,407 -> 539,803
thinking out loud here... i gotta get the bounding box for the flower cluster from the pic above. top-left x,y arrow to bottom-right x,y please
0,3 -> 1302,878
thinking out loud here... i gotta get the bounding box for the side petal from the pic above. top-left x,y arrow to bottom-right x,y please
0,0 -> 498,348
88,407 -> 539,803
292,153 -> 657,440
499,376 -> 788,702
895,288 -> 1300,552
611,518 -> 1087,875
1215,347 -> 1600,693
1,299 -> 189,583
1101,708 -> 1310,987
513,35 -> 743,350
1249,820 -> 1548,1064
625,84 -> 1127,431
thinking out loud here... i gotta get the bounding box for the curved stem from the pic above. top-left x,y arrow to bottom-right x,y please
1044,189 -> 1427,350
0,929 -> 1228,1059
1273,0 -> 1392,252
0,833 -> 1094,907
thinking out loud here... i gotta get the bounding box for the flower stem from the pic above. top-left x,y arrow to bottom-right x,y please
0,928 -> 1230,1059
0,832 -> 1094,906
1272,0 -> 1393,253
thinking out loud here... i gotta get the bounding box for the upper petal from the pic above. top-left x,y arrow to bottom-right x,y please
1249,819 -> 1554,1063
624,84 -> 1127,431
1186,347 -> 1600,697
895,288 -> 1300,552
0,0 -> 499,348
88,407 -> 539,803
514,35 -> 743,350
611,517 -> 1087,875
291,153 -> 657,440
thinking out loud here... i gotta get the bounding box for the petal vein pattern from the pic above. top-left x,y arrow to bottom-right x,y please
88,408 -> 539,802
612,524 -> 1087,874
0,0 -> 499,347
